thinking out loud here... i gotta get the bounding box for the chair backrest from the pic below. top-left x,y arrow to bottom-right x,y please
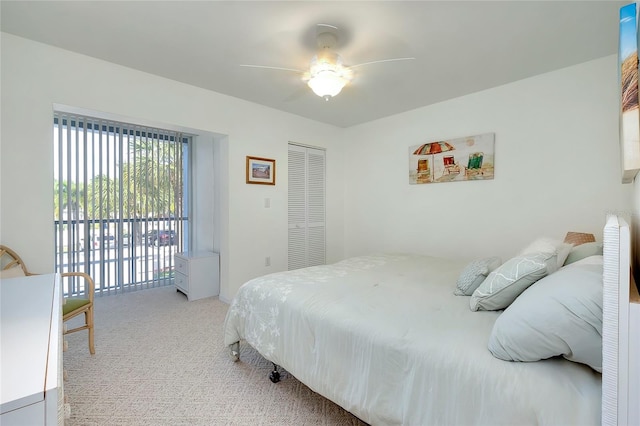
467,152 -> 484,170
0,245 -> 32,276
1,245 -> 94,301
62,271 -> 95,302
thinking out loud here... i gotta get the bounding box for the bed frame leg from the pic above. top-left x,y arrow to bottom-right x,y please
269,363 -> 281,383
229,342 -> 240,362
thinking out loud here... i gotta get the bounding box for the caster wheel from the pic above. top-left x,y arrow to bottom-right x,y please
269,370 -> 280,383
229,350 -> 239,362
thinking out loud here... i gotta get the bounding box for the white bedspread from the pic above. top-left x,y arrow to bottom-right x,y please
224,254 -> 602,425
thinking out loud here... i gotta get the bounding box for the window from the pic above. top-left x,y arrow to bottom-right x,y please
53,113 -> 190,295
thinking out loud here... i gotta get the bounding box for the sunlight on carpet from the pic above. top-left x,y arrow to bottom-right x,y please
63,286 -> 367,425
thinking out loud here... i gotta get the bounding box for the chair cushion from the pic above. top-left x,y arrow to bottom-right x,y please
64,297 -> 90,315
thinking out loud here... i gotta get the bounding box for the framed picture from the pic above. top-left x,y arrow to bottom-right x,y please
408,132 -> 495,185
619,3 -> 640,183
246,156 -> 276,185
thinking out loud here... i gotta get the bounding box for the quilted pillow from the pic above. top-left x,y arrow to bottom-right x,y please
488,256 -> 603,372
454,256 -> 502,296
469,252 -> 556,311
0,266 -> 25,279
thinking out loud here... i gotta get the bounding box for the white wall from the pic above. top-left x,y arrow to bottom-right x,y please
2,33 -> 633,303
343,55 -> 632,262
0,33 -> 345,301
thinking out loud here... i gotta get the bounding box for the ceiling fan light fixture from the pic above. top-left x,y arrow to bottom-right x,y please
241,25 -> 414,104
307,53 -> 351,100
308,70 -> 348,100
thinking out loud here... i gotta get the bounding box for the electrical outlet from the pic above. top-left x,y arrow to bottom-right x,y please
265,256 -> 271,267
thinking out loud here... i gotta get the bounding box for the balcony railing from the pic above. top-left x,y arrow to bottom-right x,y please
54,216 -> 186,295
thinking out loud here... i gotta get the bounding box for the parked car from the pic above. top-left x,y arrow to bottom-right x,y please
144,230 -> 159,246
79,234 -> 116,250
145,230 -> 175,246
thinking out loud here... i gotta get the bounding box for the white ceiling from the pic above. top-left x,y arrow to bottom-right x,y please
0,1 -> 626,128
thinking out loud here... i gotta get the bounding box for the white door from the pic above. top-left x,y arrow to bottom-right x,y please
288,144 -> 326,270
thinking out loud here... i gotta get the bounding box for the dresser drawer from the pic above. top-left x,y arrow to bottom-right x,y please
175,256 -> 188,276
175,272 -> 188,293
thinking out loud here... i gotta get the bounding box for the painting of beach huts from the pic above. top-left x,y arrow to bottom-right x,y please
619,3 -> 640,183
408,133 -> 495,185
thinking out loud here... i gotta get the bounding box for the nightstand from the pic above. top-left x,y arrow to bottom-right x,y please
174,251 -> 219,301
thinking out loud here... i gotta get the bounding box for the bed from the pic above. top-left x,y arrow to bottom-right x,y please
224,215 -> 639,425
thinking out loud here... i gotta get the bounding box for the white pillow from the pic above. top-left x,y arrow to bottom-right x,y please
470,252 -> 556,311
564,242 -> 603,266
488,255 -> 603,372
570,254 -> 604,266
519,237 -> 572,269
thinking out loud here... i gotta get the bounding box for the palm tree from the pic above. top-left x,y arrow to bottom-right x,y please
85,175 -> 120,220
116,136 -> 184,245
54,180 -> 86,220
54,134 -> 184,223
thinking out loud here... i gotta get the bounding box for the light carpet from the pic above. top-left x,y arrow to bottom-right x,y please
63,285 -> 367,425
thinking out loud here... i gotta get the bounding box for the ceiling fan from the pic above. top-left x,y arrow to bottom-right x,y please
240,24 -> 415,101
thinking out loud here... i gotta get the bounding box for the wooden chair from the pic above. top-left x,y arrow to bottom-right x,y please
0,245 -> 95,355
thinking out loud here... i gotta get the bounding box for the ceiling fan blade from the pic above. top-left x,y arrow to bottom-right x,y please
349,57 -> 415,69
239,64 -> 303,73
317,23 -> 338,31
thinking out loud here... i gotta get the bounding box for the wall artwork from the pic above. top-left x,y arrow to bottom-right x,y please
246,156 -> 276,185
409,133 -> 495,185
619,3 -> 640,183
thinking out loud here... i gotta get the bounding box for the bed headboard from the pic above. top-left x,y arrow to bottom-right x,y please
602,214 -> 640,426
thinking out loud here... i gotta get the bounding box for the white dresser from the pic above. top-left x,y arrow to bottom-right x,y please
1,273 -> 64,425
174,251 -> 219,301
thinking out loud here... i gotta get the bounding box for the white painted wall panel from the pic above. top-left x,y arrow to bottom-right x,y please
343,55 -> 632,261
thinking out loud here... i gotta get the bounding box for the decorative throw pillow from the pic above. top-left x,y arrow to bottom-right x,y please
469,252 -> 556,311
488,256 -> 603,372
0,266 -> 25,279
563,242 -> 603,266
454,257 -> 502,296
518,237 -> 572,269
564,231 -> 596,246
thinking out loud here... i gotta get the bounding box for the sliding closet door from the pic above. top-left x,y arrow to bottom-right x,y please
288,144 -> 326,270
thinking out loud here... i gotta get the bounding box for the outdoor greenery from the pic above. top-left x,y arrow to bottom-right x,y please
54,138 -> 183,221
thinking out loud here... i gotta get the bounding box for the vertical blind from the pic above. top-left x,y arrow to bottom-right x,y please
53,112 -> 189,295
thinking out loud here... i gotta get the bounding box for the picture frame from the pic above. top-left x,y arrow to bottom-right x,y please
408,132 -> 495,185
246,156 -> 276,185
619,3 -> 640,183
